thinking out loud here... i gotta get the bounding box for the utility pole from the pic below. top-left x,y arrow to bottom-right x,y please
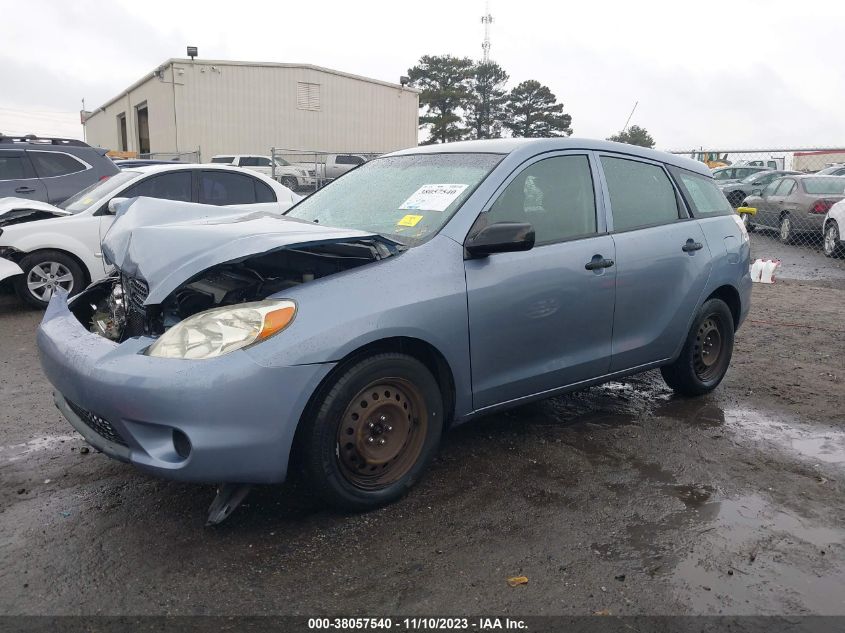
481,2 -> 493,63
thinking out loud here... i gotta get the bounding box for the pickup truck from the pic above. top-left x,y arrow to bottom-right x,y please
210,154 -> 313,191
294,154 -> 372,184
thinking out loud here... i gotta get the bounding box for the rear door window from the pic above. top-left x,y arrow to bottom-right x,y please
28,151 -> 87,178
774,179 -> 795,196
601,156 -> 681,232
199,170 -> 257,205
0,153 -> 27,180
122,171 -> 193,202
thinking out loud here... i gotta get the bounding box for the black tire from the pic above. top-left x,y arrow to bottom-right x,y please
280,176 -> 298,192
660,298 -> 735,397
297,353 -> 444,511
727,191 -> 745,208
13,250 -> 86,309
779,214 -> 794,244
823,221 -> 843,258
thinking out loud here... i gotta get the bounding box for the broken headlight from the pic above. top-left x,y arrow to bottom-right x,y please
145,299 -> 296,360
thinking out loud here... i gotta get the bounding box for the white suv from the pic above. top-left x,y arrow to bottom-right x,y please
211,155 -> 313,191
0,164 -> 300,308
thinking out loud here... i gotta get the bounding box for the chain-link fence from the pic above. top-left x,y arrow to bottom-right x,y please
269,148 -> 381,193
138,149 -> 202,163
669,149 -> 845,273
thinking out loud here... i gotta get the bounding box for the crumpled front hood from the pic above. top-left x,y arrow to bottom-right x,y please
102,197 -> 397,305
0,197 -> 71,227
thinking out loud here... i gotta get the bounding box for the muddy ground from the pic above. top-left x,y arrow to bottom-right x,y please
1,231 -> 843,616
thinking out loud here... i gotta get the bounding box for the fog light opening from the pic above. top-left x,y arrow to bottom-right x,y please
173,429 -> 192,459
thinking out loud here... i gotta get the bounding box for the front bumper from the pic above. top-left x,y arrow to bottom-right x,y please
36,292 -> 335,483
0,256 -> 24,282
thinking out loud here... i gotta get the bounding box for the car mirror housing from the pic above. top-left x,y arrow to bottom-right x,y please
465,221 -> 535,258
751,189 -> 762,196
107,197 -> 129,215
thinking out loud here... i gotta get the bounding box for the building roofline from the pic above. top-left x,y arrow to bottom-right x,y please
86,58 -> 419,118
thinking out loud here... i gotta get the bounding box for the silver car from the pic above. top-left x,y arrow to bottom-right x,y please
719,169 -> 801,208
742,175 -> 845,243
36,138 -> 752,522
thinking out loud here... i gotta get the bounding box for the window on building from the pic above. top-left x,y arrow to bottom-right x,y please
0,154 -> 26,180
122,171 -> 192,202
199,170 -> 257,205
28,151 -> 88,178
117,113 -> 128,152
486,155 -> 597,244
297,82 -> 321,111
601,156 -> 681,232
136,103 -> 150,155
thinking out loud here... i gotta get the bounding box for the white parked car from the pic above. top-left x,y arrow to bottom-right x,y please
294,153 -> 371,183
210,154 -> 313,191
823,199 -> 845,258
0,164 -> 300,308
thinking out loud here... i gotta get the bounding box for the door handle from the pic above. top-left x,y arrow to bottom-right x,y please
682,240 -> 703,253
15,186 -> 36,194
585,256 -> 615,270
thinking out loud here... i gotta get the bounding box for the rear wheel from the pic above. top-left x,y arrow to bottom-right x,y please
280,176 -> 298,191
14,250 -> 85,309
779,214 -> 794,244
661,298 -> 734,396
298,353 -> 443,511
823,221 -> 843,258
727,191 -> 745,208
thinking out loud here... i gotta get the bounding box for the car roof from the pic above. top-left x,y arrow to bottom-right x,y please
388,138 -> 711,176
133,163 -> 264,174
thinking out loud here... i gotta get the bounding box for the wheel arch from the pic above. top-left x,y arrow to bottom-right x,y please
287,336 -> 457,476
705,284 -> 741,329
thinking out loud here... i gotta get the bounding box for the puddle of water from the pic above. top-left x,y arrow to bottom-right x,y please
672,494 -> 845,614
0,434 -> 80,463
724,407 -> 845,466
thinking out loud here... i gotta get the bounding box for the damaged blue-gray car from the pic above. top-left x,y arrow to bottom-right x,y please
36,138 -> 752,524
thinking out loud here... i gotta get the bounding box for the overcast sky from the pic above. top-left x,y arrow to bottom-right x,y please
2,0 -> 843,150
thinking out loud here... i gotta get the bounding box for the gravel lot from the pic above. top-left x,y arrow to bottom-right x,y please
1,234 -> 843,616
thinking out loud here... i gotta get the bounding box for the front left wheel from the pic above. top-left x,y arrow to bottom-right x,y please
298,353 -> 444,511
14,250 -> 85,309
661,298 -> 735,397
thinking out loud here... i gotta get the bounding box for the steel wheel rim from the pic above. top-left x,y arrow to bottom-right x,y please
336,378 -> 428,491
824,226 -> 838,255
780,217 -> 791,241
26,262 -> 73,301
693,317 -> 724,381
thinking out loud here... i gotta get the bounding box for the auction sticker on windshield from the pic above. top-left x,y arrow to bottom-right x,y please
399,184 -> 469,212
397,214 -> 423,227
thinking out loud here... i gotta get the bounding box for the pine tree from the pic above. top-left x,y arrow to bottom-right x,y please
466,61 -> 509,139
408,55 -> 475,144
503,80 -> 573,138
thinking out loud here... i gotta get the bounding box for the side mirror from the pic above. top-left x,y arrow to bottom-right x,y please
107,197 -> 129,215
465,221 -> 535,258
751,189 -> 762,197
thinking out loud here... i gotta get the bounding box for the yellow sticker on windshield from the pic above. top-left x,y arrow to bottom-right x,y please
81,197 -> 94,204
397,214 -> 423,227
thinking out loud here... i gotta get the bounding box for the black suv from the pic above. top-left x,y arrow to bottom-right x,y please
0,135 -> 119,205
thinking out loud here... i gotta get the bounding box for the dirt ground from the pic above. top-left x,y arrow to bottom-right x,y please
1,231 -> 843,616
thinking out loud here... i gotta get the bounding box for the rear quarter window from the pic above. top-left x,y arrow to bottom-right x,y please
670,167 -> 733,217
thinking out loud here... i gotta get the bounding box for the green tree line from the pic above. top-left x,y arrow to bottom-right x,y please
408,54 -> 655,148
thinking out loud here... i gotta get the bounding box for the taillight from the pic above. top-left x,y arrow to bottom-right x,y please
810,199 -> 833,214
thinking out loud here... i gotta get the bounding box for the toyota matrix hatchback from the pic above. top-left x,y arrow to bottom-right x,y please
37,138 -> 751,522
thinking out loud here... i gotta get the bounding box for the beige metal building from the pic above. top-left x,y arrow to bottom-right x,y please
82,58 -> 420,159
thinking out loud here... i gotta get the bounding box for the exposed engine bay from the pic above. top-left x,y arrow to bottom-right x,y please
70,239 -> 396,342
